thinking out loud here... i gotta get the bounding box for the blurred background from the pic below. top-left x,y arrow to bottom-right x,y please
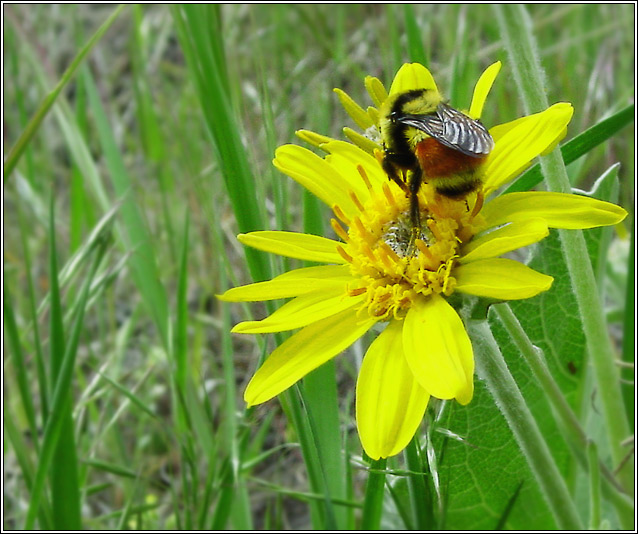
3,4 -> 634,529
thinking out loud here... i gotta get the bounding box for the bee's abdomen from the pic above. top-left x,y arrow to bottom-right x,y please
415,138 -> 486,178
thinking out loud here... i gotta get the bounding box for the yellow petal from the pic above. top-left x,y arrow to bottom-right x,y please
343,127 -> 382,155
460,218 -> 549,263
295,129 -> 334,151
389,63 -> 438,95
356,320 -> 430,459
233,291 -> 364,333
218,265 -> 353,302
322,140 -> 387,192
333,88 -> 374,130
481,192 -> 628,229
364,75 -> 388,107
244,308 -> 376,406
454,258 -> 553,300
238,231 -> 345,263
488,114 -> 529,143
403,295 -> 474,405
367,106 -> 380,125
468,61 -> 502,119
273,144 -> 361,217
482,103 -> 574,192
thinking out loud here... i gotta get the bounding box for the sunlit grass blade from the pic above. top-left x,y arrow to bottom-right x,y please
172,4 -> 271,283
505,104 -> 635,194
24,229 -> 107,529
3,4 -> 125,179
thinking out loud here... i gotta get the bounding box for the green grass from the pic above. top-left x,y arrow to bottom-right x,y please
3,4 -> 634,529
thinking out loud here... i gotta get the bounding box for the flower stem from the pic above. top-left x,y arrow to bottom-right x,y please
468,319 -> 582,530
495,3 -> 633,493
361,458 -> 387,530
405,436 -> 430,529
493,304 -> 634,528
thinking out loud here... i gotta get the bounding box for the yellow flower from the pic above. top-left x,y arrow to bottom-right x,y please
219,62 -> 627,460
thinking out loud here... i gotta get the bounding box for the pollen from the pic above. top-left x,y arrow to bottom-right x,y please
337,181 -> 481,321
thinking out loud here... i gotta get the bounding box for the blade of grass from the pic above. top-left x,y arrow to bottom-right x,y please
3,4 -> 126,179
505,104 -> 635,194
98,373 -> 158,421
83,67 -> 170,349
171,4 -> 270,283
217,218 -> 253,530
587,441 -> 602,529
403,5 -> 427,65
174,5 -> 344,528
494,481 -> 524,529
131,4 -> 176,260
24,228 -> 107,529
69,13 -> 95,254
299,177 -> 349,529
495,3 -> 633,492
3,408 -> 52,529
3,276 -> 39,452
405,437 -> 432,529
47,195 -> 82,530
361,458 -> 387,530
620,220 -> 634,428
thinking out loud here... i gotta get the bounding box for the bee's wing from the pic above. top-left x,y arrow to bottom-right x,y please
396,104 -> 494,157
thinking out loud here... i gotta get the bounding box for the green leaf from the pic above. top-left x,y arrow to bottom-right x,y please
432,180 -> 625,528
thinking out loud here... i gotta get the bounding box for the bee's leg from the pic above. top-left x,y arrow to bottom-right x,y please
408,166 -> 422,247
382,152 -> 410,195
470,190 -> 485,219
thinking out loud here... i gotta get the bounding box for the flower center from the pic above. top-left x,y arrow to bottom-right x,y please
332,169 -> 484,320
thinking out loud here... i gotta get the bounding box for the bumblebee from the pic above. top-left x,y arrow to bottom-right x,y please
379,88 -> 494,235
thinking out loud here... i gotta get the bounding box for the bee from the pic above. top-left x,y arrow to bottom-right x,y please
379,88 -> 494,237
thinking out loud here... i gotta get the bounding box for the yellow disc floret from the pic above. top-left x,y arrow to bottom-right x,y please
333,167 -> 485,321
